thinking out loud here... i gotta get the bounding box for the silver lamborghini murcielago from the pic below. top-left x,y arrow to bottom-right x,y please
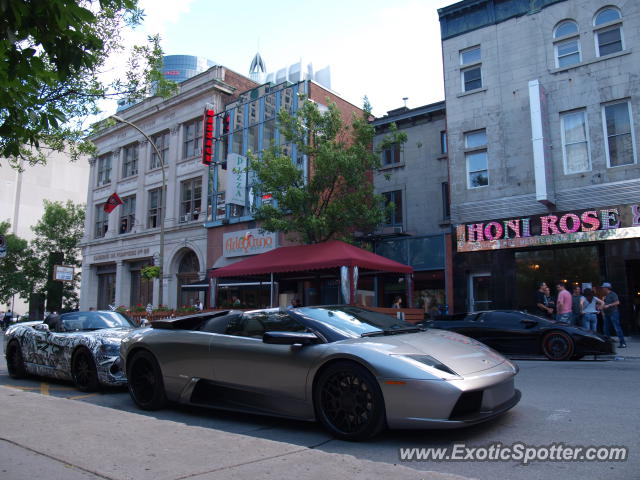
121,306 -> 521,440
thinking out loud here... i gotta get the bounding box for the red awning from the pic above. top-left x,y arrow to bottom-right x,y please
211,240 -> 412,277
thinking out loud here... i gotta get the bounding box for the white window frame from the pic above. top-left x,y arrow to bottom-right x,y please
560,109 -> 591,174
593,7 -> 623,57
601,101 -> 637,168
554,37 -> 581,68
459,46 -> 482,92
464,129 -> 488,189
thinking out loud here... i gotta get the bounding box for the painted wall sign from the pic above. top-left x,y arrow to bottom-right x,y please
457,204 -> 640,252
223,228 -> 277,258
93,247 -> 150,262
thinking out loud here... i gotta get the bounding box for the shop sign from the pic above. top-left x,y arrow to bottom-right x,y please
93,247 -> 150,262
226,153 -> 247,206
223,229 -> 276,257
53,265 -> 74,282
457,204 -> 640,252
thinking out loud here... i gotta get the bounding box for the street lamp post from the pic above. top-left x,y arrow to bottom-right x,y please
112,115 -> 167,307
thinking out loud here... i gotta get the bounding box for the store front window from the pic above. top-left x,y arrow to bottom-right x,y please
515,246 -> 602,311
97,271 -> 116,310
177,250 -> 201,308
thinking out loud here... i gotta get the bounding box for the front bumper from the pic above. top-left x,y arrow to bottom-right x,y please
382,362 -> 520,429
96,355 -> 127,386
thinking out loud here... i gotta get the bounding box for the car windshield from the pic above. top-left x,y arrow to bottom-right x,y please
296,306 -> 419,339
61,311 -> 135,331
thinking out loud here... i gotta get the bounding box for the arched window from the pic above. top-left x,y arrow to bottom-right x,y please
554,20 -> 578,38
177,250 -> 201,308
594,7 -> 621,26
553,20 -> 580,68
594,7 -> 623,56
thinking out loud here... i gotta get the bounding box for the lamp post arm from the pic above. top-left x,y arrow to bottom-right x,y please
111,115 -> 167,307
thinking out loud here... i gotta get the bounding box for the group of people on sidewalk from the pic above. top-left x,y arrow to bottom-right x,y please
536,281 -> 627,348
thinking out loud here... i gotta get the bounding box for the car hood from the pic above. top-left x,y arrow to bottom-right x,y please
351,329 -> 507,375
77,327 -> 134,344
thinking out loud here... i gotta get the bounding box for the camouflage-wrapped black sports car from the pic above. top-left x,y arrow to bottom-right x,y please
4,310 -> 136,391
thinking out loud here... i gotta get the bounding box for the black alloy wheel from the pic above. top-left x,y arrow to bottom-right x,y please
314,361 -> 386,441
6,341 -> 27,379
127,350 -> 166,410
542,331 -> 574,361
72,349 -> 99,392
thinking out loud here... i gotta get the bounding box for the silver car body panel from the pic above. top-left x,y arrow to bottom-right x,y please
121,311 -> 520,428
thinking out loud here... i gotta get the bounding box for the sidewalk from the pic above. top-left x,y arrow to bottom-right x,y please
610,335 -> 640,359
0,386 -> 472,480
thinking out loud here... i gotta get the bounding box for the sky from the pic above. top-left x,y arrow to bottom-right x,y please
113,0 -> 458,118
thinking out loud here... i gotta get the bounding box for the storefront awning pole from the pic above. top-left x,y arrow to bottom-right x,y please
210,277 -> 217,309
406,273 -> 414,308
270,272 -> 274,308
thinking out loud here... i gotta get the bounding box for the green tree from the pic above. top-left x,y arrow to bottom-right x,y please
23,200 -> 86,310
1,0 -> 176,168
248,97 -> 406,244
0,222 -> 31,307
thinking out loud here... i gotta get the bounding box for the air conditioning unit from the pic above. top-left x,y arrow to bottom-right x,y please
393,226 -> 404,234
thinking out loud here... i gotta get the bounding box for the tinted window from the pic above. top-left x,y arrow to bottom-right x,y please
297,306 -> 413,339
226,311 -> 306,338
61,311 -> 135,331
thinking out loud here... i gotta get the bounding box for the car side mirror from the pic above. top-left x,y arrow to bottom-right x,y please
263,331 -> 319,346
34,323 -> 50,332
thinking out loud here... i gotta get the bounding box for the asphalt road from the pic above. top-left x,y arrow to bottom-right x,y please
1,335 -> 638,480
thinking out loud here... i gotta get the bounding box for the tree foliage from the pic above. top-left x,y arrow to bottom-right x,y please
1,0 -> 176,168
248,97 -> 406,244
0,222 -> 31,306
0,201 -> 85,310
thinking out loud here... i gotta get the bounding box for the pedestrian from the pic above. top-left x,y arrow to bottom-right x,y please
554,282 -> 572,323
600,282 -> 626,348
232,296 -> 241,307
581,288 -> 603,332
571,285 -> 585,326
391,296 -> 402,309
535,282 -> 553,318
543,285 -> 555,319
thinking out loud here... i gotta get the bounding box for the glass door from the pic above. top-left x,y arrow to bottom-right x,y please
469,273 -> 492,312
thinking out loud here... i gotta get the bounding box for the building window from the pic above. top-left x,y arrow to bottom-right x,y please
122,143 -> 138,178
383,190 -> 403,227
381,143 -> 401,166
183,118 -> 202,158
119,195 -> 136,234
553,20 -> 580,68
440,131 -> 447,154
560,110 -> 591,173
603,101 -> 636,167
96,153 -> 112,186
94,205 -> 108,238
150,130 -> 169,170
465,129 -> 488,188
180,178 -> 202,223
147,187 -> 164,229
594,7 -> 623,57
460,46 -> 481,92
441,182 -> 450,221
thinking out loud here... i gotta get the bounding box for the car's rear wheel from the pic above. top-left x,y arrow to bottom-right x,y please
314,361 -> 386,441
72,349 -> 99,392
542,331 -> 574,361
6,341 -> 27,379
127,350 -> 166,410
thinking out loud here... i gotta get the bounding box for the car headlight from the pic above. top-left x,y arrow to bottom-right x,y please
394,354 -> 460,377
99,343 -> 120,356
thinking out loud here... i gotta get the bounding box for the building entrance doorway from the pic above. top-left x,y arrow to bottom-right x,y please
469,273 -> 491,312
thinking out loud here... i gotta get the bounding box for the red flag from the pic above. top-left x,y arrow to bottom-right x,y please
104,193 -> 123,213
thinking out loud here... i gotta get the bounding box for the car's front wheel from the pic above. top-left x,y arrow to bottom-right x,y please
72,348 -> 99,392
313,361 -> 386,441
542,331 -> 574,361
127,350 -> 166,410
6,341 -> 27,379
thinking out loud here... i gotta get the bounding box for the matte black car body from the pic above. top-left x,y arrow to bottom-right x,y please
121,306 -> 520,440
4,311 -> 135,390
425,310 -> 615,361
